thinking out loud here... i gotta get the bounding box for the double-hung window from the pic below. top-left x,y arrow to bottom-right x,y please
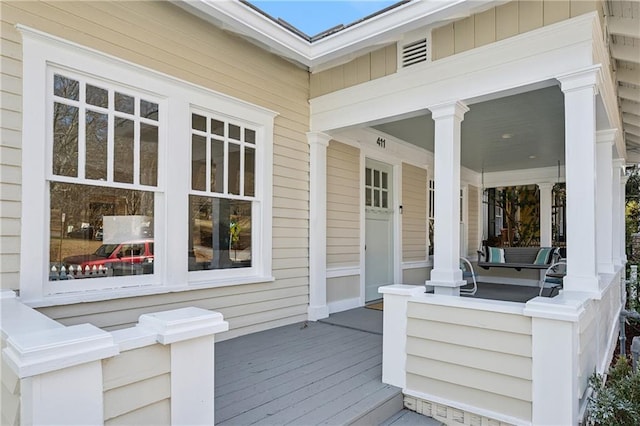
48,71 -> 161,290
189,111 -> 257,275
19,26 -> 275,304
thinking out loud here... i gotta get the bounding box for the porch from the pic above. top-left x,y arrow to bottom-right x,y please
215,307 -> 439,425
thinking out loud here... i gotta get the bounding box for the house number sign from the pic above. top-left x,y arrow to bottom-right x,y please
376,137 -> 386,149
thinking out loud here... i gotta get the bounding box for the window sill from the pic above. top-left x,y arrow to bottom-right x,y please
23,275 -> 276,308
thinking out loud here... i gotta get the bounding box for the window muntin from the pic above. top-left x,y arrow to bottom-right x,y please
365,166 -> 389,209
48,71 -> 160,283
189,111 -> 257,272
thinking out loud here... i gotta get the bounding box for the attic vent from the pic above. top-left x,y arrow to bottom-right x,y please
402,38 -> 428,68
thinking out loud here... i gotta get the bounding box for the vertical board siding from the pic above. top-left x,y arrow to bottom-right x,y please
1,338 -> 20,426
102,344 -> 171,424
405,301 -> 533,423
467,185 -> 479,257
310,45 -> 397,98
402,163 -> 427,262
432,0 -> 600,60
327,141 -> 360,267
3,0 -> 310,338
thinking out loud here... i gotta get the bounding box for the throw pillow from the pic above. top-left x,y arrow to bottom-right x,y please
534,247 -> 554,265
488,247 -> 505,263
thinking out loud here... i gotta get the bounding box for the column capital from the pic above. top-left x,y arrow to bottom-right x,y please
428,100 -> 469,121
537,182 -> 555,191
596,129 -> 618,145
557,65 -> 601,94
306,131 -> 331,147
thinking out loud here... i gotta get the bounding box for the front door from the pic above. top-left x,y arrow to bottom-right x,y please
364,159 -> 394,302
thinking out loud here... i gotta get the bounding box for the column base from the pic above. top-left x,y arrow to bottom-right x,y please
308,304 -> 329,321
426,280 -> 466,296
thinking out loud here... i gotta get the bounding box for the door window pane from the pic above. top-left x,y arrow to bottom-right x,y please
140,99 -> 158,121
192,114 -> 206,132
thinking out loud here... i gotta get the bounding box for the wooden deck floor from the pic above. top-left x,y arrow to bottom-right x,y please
215,315 -> 403,425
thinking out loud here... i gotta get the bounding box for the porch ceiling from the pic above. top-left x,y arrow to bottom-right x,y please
606,0 -> 640,162
372,86 -> 566,174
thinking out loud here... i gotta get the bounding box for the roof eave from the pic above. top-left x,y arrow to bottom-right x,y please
172,0 -> 502,70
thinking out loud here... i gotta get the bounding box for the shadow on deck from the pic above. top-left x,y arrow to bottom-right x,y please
215,308 -> 440,425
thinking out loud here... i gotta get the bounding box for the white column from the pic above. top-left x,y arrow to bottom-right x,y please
621,175 -> 629,265
538,183 -> 554,247
3,323 -> 118,425
427,101 -> 468,296
379,285 -> 426,388
139,307 -> 229,425
307,132 -> 332,320
612,159 -> 624,267
596,130 -> 617,274
558,68 -> 600,293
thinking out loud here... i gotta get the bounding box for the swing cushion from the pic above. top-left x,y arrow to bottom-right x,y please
487,247 -> 505,263
534,247 -> 555,265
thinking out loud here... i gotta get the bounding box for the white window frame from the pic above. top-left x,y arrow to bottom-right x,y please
19,26 -> 276,305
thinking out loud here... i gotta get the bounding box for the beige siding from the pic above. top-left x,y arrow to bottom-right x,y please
1,339 -> 20,426
402,163 -> 427,262
327,141 -> 360,267
2,1 -> 310,338
405,301 -> 533,423
103,344 -> 171,424
432,0 -> 601,60
310,45 -> 397,98
0,13 -> 22,290
467,185 -> 479,257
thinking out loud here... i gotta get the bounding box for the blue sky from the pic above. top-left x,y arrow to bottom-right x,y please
249,1 -> 399,36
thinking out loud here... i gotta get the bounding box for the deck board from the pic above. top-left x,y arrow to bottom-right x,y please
215,317 -> 400,425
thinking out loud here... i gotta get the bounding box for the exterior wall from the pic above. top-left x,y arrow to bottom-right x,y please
402,267 -> 429,285
1,339 -> 20,426
103,344 -> 171,425
405,300 -> 533,423
310,45 -> 397,98
1,1 -> 310,340
467,184 -> 479,257
327,275 -> 360,305
326,141 -> 360,267
432,0 -> 602,60
402,163 -> 427,262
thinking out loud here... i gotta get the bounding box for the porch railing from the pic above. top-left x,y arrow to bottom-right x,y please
0,291 -> 228,425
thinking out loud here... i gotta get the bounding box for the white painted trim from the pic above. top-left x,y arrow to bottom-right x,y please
482,165 -> 565,188
410,291 -> 527,316
173,0 -> 497,70
403,389 -> 531,426
307,132 -> 331,321
402,261 -> 429,270
326,266 -> 360,278
18,27 -> 276,304
138,307 -> 229,345
328,297 -> 361,314
3,321 -> 118,378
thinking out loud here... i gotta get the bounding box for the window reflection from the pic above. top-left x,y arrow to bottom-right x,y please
53,102 -> 79,177
188,195 -> 251,270
49,182 -> 154,280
